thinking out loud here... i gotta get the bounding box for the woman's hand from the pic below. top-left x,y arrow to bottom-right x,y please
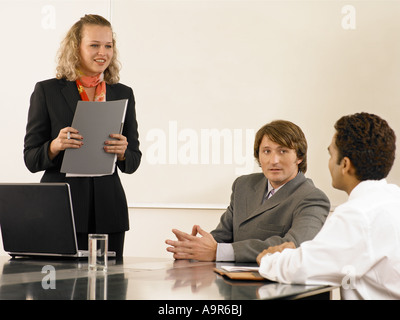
48,127 -> 83,160
104,133 -> 128,161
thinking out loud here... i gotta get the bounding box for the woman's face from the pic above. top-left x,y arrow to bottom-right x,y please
79,24 -> 113,76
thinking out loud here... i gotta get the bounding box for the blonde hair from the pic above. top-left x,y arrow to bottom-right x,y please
56,14 -> 121,84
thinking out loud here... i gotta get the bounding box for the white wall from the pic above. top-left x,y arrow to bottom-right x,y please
1,1 -> 400,257
124,208 -> 224,258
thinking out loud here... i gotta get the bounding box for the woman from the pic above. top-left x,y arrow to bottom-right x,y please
24,14 -> 141,259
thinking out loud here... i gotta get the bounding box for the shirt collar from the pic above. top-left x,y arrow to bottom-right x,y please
267,171 -> 302,194
267,180 -> 284,194
348,179 -> 387,201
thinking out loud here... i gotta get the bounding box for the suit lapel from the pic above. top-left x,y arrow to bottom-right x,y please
61,82 -> 116,114
244,188 -> 281,223
239,176 -> 268,224
242,172 -> 306,224
106,84 -> 117,101
61,80 -> 80,114
249,175 -> 268,208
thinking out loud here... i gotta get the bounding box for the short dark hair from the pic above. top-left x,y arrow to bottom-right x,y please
334,112 -> 396,180
254,120 -> 307,173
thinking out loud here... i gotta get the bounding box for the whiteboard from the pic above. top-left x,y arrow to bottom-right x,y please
1,0 -> 399,209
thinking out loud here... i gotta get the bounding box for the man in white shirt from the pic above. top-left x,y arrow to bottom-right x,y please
257,112 -> 400,299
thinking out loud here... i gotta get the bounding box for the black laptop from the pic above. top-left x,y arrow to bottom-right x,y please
0,183 -> 115,258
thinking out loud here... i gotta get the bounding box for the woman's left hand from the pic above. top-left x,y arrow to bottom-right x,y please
104,134 -> 128,161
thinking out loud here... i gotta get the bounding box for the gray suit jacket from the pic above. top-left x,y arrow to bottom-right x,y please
210,172 -> 330,262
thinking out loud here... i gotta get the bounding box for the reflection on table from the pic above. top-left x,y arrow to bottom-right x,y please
0,256 -> 334,300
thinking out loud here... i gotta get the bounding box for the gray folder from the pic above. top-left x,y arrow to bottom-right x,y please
61,99 -> 128,176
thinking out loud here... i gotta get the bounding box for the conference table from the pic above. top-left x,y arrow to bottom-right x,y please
0,255 -> 335,303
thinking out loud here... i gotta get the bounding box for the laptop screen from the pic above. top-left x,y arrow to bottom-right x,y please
0,183 -> 78,256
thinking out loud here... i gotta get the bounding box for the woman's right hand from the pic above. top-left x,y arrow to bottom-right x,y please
48,127 -> 83,160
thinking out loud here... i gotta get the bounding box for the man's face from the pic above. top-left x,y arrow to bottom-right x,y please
258,135 -> 302,189
328,135 -> 345,191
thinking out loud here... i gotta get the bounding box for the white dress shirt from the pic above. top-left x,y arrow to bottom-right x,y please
259,179 -> 400,300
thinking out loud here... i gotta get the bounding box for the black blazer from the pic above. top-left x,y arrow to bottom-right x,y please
24,78 -> 142,233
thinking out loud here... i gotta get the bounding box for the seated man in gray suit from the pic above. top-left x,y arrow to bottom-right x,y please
165,120 -> 330,262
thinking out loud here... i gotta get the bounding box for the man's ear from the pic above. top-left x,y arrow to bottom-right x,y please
341,156 -> 355,175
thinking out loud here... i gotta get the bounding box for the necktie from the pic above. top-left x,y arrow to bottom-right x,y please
267,188 -> 275,199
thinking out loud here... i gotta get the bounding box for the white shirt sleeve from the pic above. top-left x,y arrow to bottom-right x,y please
258,205 -> 372,287
216,243 -> 235,261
